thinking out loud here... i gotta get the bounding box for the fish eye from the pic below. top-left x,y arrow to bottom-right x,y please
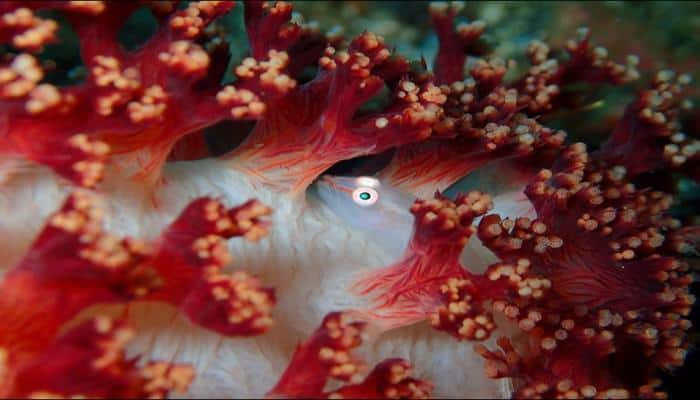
352,187 -> 379,206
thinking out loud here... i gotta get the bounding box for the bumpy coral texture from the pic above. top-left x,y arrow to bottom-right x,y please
0,1 -> 698,399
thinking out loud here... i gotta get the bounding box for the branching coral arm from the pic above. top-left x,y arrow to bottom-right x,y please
463,141 -> 694,398
225,32 -> 444,195
351,191 -> 493,329
597,71 -> 698,176
429,1 -> 485,85
379,24 -> 641,199
0,189 -> 275,394
267,311 -> 432,399
0,1 -> 297,186
4,316 -> 195,398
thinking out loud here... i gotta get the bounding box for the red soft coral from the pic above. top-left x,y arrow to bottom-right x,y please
0,1 -> 296,185
227,31 -> 444,194
0,188 -> 275,396
6,316 -> 194,398
352,191 -> 493,329
434,138 -> 694,397
268,311 -> 432,399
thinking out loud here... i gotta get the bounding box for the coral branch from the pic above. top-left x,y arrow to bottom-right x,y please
430,272 -> 513,342
379,29 -> 640,198
516,28 -> 640,113
168,1 -> 234,41
379,78 -> 566,197
0,189 -> 275,387
226,32 -> 444,194
420,73 -> 696,396
5,316 -> 194,398
267,311 -> 431,399
328,359 -> 433,399
429,1 -> 485,84
453,141 -> 696,397
0,190 -> 158,366
352,191 -> 492,329
62,1 -> 138,62
267,312 -> 367,398
145,197 -> 275,336
597,71 -> 698,176
0,1 -> 296,185
0,2 -> 61,52
244,1 -> 300,60
243,1 -> 336,80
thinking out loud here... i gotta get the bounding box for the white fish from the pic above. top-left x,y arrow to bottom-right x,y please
313,167 -> 536,274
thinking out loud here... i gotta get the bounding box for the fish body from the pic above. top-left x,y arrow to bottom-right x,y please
314,171 -> 536,273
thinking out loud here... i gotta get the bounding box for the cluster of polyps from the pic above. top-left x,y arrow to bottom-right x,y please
0,1 -> 697,398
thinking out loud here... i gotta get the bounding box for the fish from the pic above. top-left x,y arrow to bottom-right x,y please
313,164 -> 537,274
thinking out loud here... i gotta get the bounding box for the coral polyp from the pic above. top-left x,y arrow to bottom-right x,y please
0,1 -> 697,398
